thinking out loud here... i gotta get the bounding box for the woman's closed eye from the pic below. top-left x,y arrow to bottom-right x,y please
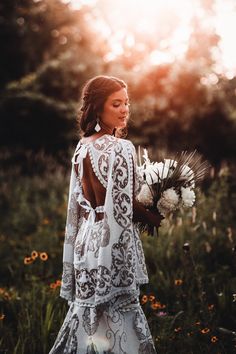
113,102 -> 130,108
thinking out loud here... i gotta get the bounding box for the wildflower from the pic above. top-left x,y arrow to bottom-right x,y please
42,218 -> 50,225
151,302 -> 161,310
56,280 -> 62,286
141,295 -> 148,304
175,279 -> 183,286
24,256 -> 34,265
157,311 -> 167,317
201,328 -> 210,334
149,295 -> 155,302
208,304 -> 214,310
0,314 -> 5,320
174,327 -> 182,333
50,283 -> 57,289
31,250 -> 38,260
211,336 -> 218,343
183,242 -> 190,252
39,252 -> 48,261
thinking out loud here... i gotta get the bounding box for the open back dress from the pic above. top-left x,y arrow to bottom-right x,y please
49,134 -> 157,354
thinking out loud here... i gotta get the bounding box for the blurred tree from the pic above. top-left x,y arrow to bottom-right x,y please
0,0 -> 99,88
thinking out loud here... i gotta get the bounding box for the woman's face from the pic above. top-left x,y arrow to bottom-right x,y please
99,88 -> 129,129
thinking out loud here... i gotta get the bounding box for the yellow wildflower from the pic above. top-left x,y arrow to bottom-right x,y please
39,252 -> 48,261
24,257 -> 33,265
31,250 -> 38,260
211,336 -> 218,343
201,328 -> 210,334
141,295 -> 148,304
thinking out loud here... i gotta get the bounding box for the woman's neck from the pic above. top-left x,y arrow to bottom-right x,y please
99,120 -> 115,136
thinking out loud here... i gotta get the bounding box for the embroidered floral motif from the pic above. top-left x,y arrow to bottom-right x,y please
75,265 -> 111,300
82,306 -> 104,336
133,309 -> 151,341
87,218 -> 110,258
111,230 -> 135,287
60,262 -> 75,300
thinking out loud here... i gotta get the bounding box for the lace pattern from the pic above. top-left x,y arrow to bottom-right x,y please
60,134 -> 148,306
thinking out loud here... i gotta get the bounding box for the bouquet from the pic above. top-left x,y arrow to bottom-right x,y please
136,147 -> 209,236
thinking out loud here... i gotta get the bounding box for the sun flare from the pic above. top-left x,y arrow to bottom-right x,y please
68,0 -> 236,77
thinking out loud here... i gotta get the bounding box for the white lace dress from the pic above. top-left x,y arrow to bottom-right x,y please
49,134 -> 157,354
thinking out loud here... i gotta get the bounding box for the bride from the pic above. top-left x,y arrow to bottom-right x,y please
49,75 -> 163,354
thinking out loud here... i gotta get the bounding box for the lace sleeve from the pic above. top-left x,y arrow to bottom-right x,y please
60,162 -> 80,303
126,141 -> 144,196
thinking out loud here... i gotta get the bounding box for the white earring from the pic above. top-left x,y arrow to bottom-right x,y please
95,119 -> 101,132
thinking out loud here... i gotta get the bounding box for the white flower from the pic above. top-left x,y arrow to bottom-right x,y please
157,187 -> 179,216
143,164 -> 160,184
153,162 -> 169,180
164,159 -> 177,171
136,184 -> 154,207
181,187 -> 196,208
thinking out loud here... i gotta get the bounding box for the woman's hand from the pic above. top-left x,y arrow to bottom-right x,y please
133,198 -> 164,227
146,208 -> 164,228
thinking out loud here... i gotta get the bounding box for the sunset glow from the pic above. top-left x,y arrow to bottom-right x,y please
68,0 -> 236,77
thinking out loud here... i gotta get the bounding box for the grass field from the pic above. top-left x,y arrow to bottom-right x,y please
0,163 -> 236,354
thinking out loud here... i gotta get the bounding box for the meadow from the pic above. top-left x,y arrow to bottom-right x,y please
0,160 -> 236,354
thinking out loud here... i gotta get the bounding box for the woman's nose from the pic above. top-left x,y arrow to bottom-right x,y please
121,104 -> 129,113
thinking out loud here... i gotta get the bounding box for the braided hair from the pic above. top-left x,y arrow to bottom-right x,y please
78,75 -> 128,138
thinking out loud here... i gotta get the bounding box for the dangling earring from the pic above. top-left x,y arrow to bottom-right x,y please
94,117 -> 101,132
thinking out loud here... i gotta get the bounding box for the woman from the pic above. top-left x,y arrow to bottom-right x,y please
49,75 -> 163,354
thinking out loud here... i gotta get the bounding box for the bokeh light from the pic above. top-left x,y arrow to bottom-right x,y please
66,0 -> 236,77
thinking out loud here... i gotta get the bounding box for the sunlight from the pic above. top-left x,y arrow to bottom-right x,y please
214,0 -> 236,78
68,0 -> 236,76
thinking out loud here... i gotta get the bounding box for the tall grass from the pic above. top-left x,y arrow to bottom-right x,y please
0,162 -> 236,353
